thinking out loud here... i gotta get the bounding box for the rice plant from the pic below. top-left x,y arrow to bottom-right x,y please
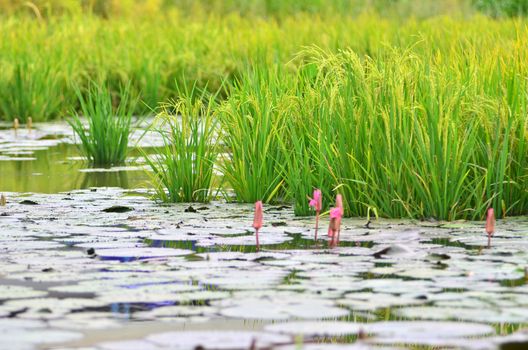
217,66 -> 293,203
0,6 -> 511,123
69,83 -> 135,165
146,84 -> 219,203
0,59 -> 70,122
277,46 -> 528,220
278,111 -> 334,217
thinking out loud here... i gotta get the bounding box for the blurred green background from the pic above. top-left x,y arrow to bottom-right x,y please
0,0 -> 527,19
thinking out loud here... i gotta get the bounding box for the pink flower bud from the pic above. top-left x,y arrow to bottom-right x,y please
253,201 -> 263,230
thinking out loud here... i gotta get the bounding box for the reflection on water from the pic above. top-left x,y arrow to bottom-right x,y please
0,143 -> 151,193
81,171 -> 131,189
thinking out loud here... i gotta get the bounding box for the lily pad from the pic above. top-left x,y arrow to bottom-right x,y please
265,321 -> 363,337
146,331 -> 290,349
96,247 -> 193,261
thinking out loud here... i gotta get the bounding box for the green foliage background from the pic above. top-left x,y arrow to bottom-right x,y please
0,0 -> 526,220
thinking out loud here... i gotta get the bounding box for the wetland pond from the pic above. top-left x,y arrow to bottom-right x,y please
1,122 -> 528,350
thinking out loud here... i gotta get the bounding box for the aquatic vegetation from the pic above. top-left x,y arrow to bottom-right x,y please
0,194 -> 6,206
277,100 -> 332,216
0,59 -> 70,122
253,201 -> 263,250
146,85 -> 219,203
308,189 -> 322,240
225,45 -> 528,220
69,84 -> 135,165
218,66 -> 291,203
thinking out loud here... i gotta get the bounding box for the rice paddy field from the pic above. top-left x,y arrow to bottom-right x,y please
1,0 -> 528,349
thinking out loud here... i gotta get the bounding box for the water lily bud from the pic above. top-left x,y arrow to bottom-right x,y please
328,207 -> 343,239
253,201 -> 263,250
485,208 -> 495,237
308,189 -> 322,212
13,118 -> 19,130
0,194 -> 6,206
27,117 -> 33,130
253,201 -> 263,230
358,328 -> 367,340
336,194 -> 343,215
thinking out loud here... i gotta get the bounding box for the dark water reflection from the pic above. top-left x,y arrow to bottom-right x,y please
0,143 -> 151,193
81,171 -> 131,189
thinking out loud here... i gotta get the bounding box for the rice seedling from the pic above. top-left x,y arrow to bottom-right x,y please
69,83 -> 135,165
146,84 -> 219,203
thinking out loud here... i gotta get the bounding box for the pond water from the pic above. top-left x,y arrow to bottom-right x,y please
1,122 -> 528,350
0,142 -> 153,193
0,121 -> 156,193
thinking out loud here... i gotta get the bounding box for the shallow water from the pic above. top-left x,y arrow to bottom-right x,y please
1,122 -> 528,350
0,143 -> 152,193
0,121 -> 158,193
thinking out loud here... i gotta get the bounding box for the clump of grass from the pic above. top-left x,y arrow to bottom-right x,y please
69,83 -> 135,165
278,64 -> 338,216
211,41 -> 527,219
0,59 -> 69,122
279,112 -> 333,216
278,115 -> 317,216
146,84 -> 219,203
217,66 -> 293,203
281,46 -> 528,220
